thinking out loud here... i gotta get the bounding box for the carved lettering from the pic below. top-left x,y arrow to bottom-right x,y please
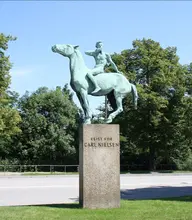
84,136 -> 119,148
84,142 -> 96,147
91,137 -> 103,141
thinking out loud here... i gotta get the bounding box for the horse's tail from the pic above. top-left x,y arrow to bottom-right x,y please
131,84 -> 138,110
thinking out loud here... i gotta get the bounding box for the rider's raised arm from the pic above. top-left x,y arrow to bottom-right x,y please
106,54 -> 119,73
85,50 -> 95,56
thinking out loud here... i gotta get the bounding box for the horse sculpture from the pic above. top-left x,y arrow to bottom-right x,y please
52,44 -> 138,124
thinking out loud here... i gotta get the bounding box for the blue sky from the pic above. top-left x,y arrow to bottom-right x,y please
1,1 -> 192,112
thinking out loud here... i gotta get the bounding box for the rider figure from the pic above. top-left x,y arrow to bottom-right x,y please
85,41 -> 121,94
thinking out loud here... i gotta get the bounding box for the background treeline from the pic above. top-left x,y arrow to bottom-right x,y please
0,33 -> 191,171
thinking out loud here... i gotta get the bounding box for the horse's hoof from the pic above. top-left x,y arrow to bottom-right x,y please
84,119 -> 91,124
98,117 -> 105,121
105,119 -> 112,124
91,88 -> 101,94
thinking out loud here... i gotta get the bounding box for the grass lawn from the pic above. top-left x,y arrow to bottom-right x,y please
0,197 -> 191,220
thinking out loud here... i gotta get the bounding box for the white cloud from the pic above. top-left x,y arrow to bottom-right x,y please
10,68 -> 33,77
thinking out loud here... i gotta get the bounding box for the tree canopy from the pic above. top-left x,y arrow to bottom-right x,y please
0,33 -> 21,159
10,85 -> 80,165
105,38 -> 192,170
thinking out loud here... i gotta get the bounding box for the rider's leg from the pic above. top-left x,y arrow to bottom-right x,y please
87,69 -> 101,94
87,72 -> 101,94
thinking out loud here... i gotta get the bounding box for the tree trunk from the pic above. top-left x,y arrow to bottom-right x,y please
149,145 -> 156,171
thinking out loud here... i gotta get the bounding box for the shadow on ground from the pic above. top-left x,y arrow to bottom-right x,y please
121,186 -> 192,201
37,203 -> 81,209
35,186 -> 192,209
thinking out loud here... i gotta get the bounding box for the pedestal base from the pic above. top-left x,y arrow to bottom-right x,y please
79,124 -> 120,209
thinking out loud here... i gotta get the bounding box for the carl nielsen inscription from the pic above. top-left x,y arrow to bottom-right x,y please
84,137 -> 120,147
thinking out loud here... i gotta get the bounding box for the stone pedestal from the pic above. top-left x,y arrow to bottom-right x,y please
79,124 -> 120,209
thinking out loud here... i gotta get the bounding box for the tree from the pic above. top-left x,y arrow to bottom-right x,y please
0,33 -> 21,159
11,85 -> 80,165
105,38 -> 190,170
184,63 -> 192,95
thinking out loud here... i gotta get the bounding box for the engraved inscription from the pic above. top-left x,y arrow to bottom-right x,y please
84,136 -> 119,147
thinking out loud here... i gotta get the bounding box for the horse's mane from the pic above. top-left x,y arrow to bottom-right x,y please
73,49 -> 88,71
74,49 -> 84,62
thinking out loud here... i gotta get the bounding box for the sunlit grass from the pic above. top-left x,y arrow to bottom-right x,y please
0,197 -> 191,220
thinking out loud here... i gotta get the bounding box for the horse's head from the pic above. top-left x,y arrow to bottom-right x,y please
52,44 -> 79,57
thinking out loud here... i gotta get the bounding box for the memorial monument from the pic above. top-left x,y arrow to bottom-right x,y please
52,42 -> 138,209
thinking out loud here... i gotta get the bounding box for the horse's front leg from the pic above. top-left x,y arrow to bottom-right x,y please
76,92 -> 87,118
79,88 -> 92,124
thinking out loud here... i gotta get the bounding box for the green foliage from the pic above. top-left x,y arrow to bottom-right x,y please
0,33 -> 21,159
11,85 -> 80,165
184,63 -> 192,95
181,152 -> 192,171
106,38 -> 191,170
0,33 -> 16,98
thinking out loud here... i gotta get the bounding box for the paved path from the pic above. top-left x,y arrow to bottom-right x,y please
0,173 -> 192,206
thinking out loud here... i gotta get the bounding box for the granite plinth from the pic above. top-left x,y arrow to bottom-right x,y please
79,124 -> 120,209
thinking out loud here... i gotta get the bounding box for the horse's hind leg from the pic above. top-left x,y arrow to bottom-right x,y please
105,93 -> 123,124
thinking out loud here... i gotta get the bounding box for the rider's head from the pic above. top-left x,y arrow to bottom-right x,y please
95,41 -> 103,48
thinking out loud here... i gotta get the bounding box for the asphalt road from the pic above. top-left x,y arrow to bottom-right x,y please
0,173 -> 192,206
